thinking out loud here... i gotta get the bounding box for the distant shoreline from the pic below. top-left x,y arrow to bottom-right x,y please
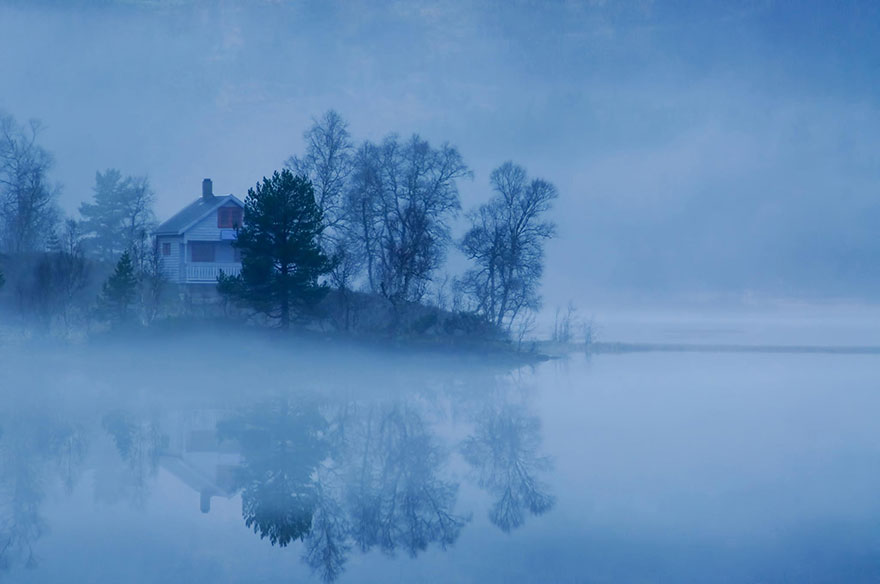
567,341 -> 880,355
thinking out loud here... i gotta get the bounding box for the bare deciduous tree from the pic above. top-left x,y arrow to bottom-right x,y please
514,310 -> 537,350
552,301 -> 578,344
0,112 -> 59,255
345,141 -> 384,292
347,135 -> 470,305
286,111 -> 361,326
139,237 -> 166,324
459,162 -> 557,330
285,110 -> 354,243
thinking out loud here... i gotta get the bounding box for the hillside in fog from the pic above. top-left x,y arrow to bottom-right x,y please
1,1 -> 879,312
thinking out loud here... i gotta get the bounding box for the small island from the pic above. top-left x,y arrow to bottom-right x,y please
0,111 -> 558,357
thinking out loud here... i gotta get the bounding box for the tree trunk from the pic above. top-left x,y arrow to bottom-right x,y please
280,264 -> 290,329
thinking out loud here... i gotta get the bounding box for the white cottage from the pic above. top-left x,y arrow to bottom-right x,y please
154,178 -> 245,285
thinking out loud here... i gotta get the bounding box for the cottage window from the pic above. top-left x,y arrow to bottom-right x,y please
191,242 -> 215,262
218,207 -> 243,229
161,242 -> 171,256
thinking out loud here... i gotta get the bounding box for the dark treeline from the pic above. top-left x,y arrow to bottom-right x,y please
0,109 -> 557,343
0,111 -> 161,336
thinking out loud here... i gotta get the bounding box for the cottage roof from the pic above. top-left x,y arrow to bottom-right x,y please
154,194 -> 244,236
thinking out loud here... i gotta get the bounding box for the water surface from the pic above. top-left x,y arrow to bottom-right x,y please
2,338 -> 878,583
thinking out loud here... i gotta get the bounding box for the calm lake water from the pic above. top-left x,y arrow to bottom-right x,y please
2,336 -> 879,583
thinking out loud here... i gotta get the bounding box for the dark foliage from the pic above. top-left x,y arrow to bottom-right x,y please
219,170 -> 332,329
26,251 -> 89,331
218,400 -> 329,547
98,251 -> 138,324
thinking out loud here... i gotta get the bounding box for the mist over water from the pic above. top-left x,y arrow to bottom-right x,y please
2,1 -> 880,582
1,336 -> 879,583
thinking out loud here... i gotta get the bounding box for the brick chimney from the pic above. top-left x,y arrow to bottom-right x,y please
202,178 -> 213,200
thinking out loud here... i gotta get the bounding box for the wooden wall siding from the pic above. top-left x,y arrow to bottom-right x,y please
215,241 -> 237,263
185,202 -> 241,242
159,201 -> 243,284
158,235 -> 183,281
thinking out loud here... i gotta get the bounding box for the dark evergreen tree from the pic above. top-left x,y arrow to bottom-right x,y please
0,266 -> 5,292
219,169 -> 332,329
98,250 -> 138,324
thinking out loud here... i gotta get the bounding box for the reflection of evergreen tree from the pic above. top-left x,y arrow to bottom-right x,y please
461,405 -> 555,532
97,251 -> 139,324
218,400 -> 328,547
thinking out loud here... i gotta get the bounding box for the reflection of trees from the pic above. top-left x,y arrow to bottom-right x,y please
102,411 -> 164,506
218,400 -> 467,583
218,400 -> 328,547
343,404 -> 466,557
0,380 -> 553,581
461,404 -> 555,532
302,486 -> 350,583
0,432 -> 46,573
50,423 -> 88,495
0,413 -> 89,575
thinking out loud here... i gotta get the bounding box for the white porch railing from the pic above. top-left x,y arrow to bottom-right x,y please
186,263 -> 242,283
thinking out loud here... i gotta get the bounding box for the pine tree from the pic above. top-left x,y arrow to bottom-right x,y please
99,251 -> 138,324
0,266 -> 5,292
219,170 -> 332,329
79,169 -> 156,263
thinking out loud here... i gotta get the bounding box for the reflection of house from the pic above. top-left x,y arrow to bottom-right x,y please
154,179 -> 245,285
159,410 -> 241,513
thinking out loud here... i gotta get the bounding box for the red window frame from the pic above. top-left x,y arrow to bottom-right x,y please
218,207 -> 243,229
161,242 -> 171,256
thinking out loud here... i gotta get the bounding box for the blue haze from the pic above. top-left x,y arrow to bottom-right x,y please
1,0 -> 878,306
